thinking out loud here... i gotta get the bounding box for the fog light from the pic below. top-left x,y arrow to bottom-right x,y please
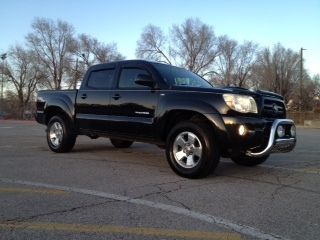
277,125 -> 285,138
290,125 -> 296,137
238,125 -> 247,136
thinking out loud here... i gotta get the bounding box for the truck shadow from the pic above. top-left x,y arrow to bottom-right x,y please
66,139 -> 293,179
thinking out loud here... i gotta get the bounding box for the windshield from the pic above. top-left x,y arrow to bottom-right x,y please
152,63 -> 213,88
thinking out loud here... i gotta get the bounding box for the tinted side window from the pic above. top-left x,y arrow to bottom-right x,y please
118,68 -> 150,89
152,63 -> 212,88
87,69 -> 115,89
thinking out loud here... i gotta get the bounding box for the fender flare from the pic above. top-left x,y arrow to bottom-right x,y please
44,96 -> 75,124
156,98 -> 230,147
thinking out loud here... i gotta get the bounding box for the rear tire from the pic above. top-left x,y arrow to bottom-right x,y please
110,138 -> 133,148
231,154 -> 269,166
166,121 -> 220,179
46,115 -> 76,153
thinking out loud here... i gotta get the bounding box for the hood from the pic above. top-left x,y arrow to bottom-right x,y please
171,85 -> 283,100
222,87 -> 284,100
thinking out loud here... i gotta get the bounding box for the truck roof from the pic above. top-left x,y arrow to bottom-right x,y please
87,59 -> 172,72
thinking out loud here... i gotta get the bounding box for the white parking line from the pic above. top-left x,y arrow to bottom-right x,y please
0,127 -> 13,129
0,177 -> 290,240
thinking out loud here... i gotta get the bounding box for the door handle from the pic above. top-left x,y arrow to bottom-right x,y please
112,94 -> 121,100
81,94 -> 87,99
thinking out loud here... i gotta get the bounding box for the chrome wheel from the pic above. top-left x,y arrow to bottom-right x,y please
173,131 -> 202,168
49,122 -> 63,147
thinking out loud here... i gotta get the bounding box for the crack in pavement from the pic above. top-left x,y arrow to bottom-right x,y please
267,170 -> 303,201
270,178 -> 302,201
130,185 -> 189,209
218,173 -> 320,196
0,177 -> 292,240
0,199 -> 113,225
0,179 -> 194,225
155,185 -> 191,210
269,171 -> 292,200
126,179 -> 188,192
126,179 -> 220,211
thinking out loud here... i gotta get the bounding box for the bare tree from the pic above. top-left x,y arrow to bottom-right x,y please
171,18 -> 219,75
75,34 -> 124,67
252,43 -> 300,101
313,74 -> 320,99
3,46 -> 43,119
136,25 -> 171,64
234,41 -> 258,87
67,34 -> 124,89
1,53 -> 8,105
214,35 -> 238,86
136,18 -> 219,76
302,75 -> 319,111
213,36 -> 258,87
26,18 -> 75,90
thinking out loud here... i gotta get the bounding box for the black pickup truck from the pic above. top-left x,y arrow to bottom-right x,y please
36,60 -> 296,178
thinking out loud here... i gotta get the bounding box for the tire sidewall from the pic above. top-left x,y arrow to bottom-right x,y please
166,122 -> 218,178
47,116 -> 69,153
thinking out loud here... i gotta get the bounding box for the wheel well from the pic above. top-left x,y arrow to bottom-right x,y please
163,110 -> 215,141
44,107 -> 70,125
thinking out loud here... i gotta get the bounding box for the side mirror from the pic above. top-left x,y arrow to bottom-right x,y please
135,74 -> 155,88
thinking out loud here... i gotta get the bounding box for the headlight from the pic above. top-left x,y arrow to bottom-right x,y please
223,94 -> 258,113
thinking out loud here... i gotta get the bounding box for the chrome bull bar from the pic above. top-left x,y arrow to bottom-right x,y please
246,119 -> 296,157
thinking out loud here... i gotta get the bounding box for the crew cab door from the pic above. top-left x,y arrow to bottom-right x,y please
109,63 -> 159,137
76,67 -> 116,132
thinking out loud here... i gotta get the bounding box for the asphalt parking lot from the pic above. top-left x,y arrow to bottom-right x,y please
0,120 -> 319,240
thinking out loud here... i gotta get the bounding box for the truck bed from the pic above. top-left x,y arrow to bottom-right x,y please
36,90 -> 78,124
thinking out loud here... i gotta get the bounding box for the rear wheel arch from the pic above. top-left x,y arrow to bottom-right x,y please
44,106 -> 73,126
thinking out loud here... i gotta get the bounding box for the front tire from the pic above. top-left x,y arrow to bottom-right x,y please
110,138 -> 133,148
47,116 -> 76,153
231,154 -> 269,166
166,121 -> 220,179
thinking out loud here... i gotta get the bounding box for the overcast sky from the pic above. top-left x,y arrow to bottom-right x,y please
0,0 -> 319,76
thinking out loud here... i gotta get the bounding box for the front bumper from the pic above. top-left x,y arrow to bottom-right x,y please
246,119 -> 296,157
217,115 -> 296,158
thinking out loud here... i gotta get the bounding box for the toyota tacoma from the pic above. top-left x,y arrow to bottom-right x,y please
36,60 -> 296,178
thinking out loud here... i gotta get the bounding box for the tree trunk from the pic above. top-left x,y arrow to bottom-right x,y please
19,104 -> 24,120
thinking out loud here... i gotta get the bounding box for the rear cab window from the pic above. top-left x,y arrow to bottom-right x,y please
87,69 -> 115,89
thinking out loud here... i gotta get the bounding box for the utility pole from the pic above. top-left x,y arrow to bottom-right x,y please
1,53 -> 7,110
299,48 -> 306,112
74,58 -> 79,90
